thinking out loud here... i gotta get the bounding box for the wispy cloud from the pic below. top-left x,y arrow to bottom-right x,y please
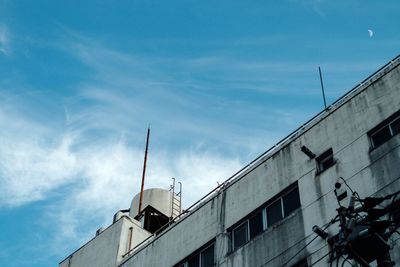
0,25 -> 10,55
0,88 -> 244,257
0,93 -> 75,206
0,90 -> 245,204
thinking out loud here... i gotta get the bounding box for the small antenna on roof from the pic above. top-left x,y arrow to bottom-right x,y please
318,66 -> 327,110
138,126 -> 150,217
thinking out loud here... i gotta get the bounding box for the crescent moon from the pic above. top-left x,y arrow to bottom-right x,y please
368,29 -> 373,38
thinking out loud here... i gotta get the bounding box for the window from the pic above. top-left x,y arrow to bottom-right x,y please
316,148 -> 335,174
266,186 -> 301,227
174,243 -> 215,267
266,199 -> 283,227
230,183 -> 301,250
290,258 -> 308,267
233,222 -> 248,250
283,186 -> 301,216
371,126 -> 392,147
369,112 -> 400,148
249,211 -> 263,239
232,210 -> 264,250
200,244 -> 214,267
188,256 -> 200,267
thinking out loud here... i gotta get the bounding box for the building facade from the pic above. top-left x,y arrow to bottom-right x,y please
60,55 -> 400,267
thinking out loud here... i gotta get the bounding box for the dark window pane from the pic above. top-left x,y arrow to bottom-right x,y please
188,254 -> 200,267
249,211 -> 264,239
390,118 -> 400,135
371,126 -> 392,147
290,258 -> 308,267
283,187 -> 301,217
320,156 -> 334,170
233,222 -> 248,249
266,199 -> 283,227
201,245 -> 214,267
316,148 -> 334,173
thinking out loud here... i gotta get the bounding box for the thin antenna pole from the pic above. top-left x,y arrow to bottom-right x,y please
318,66 -> 327,110
138,127 -> 150,216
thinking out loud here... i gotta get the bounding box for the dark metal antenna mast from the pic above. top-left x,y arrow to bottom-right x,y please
138,127 -> 150,216
318,66 -> 327,110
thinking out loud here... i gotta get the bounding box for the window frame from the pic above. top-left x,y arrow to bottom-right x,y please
265,197 -> 284,227
199,243 -> 215,267
174,241 -> 215,267
370,124 -> 392,148
229,182 -> 301,251
282,185 -> 301,216
368,111 -> 400,149
248,210 -> 264,239
232,220 -> 249,250
315,148 -> 335,174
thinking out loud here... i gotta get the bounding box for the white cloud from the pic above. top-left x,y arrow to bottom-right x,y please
0,97 -> 76,206
0,91 -> 244,207
0,90 -> 244,257
0,135 -> 77,206
173,149 -> 242,206
47,141 -> 243,251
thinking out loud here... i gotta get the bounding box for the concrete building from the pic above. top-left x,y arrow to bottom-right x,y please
60,55 -> 400,267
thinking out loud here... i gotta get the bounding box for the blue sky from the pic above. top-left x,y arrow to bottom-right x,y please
0,1 -> 399,266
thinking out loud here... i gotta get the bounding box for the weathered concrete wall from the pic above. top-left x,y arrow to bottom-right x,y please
118,217 -> 152,263
60,220 -> 123,267
60,217 -> 151,267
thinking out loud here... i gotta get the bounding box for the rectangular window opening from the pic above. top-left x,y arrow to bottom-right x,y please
174,242 -> 215,267
371,126 -> 392,147
316,148 -> 335,174
283,187 -> 301,217
369,111 -> 400,149
233,222 -> 248,250
187,255 -> 200,267
266,199 -> 283,227
201,244 -> 214,267
249,211 -> 264,239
